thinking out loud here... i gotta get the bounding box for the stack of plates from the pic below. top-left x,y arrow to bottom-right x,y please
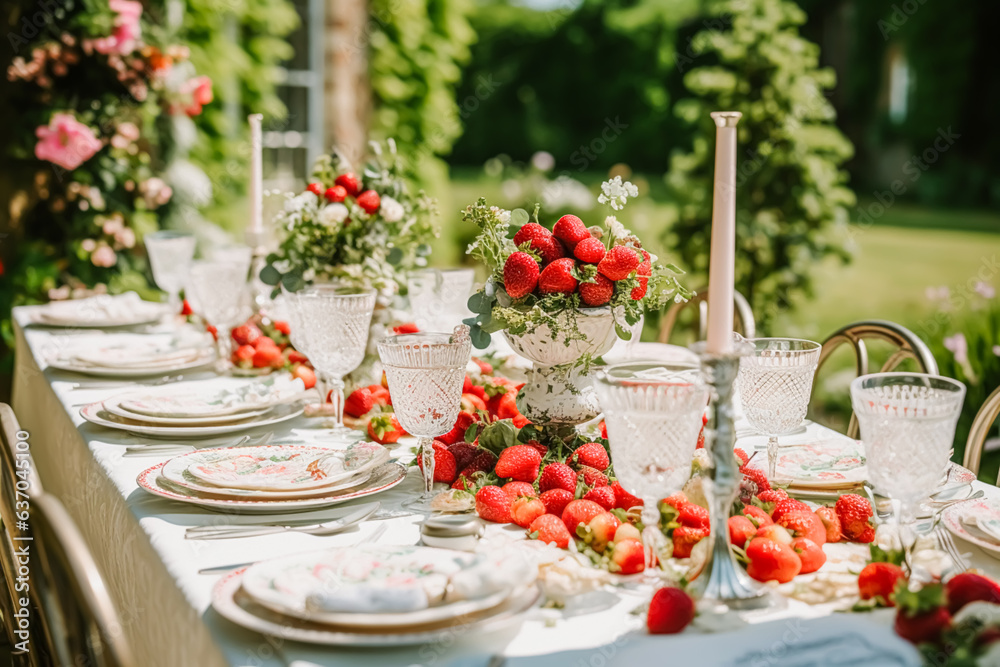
138,442 -> 407,512
48,333 -> 214,377
211,544 -> 539,645
31,292 -> 168,328
81,376 -> 307,438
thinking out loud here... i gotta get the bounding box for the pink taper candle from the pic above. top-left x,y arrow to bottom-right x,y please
705,111 -> 742,354
248,113 -> 264,236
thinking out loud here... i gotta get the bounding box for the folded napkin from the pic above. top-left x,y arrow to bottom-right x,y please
305,584 -> 435,614
121,375 -> 306,418
37,292 -> 164,324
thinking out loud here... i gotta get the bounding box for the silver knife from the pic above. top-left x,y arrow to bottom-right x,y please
186,502 -> 378,541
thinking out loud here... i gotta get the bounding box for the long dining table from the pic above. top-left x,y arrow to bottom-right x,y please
11,307 -> 1000,667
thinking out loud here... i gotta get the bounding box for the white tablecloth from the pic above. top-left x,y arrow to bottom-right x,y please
11,307 -> 999,666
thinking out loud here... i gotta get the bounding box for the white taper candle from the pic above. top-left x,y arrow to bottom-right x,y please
705,111 -> 742,354
248,113 -> 264,237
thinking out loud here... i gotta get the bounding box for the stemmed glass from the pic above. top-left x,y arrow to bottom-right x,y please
407,268 -> 475,332
594,361 -> 709,574
282,284 -> 377,438
851,373 -> 965,542
187,252 -> 252,371
378,326 -> 472,513
738,338 -> 821,480
145,231 -> 196,312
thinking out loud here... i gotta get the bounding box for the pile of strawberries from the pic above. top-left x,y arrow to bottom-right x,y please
305,171 -> 381,217
502,215 -> 651,305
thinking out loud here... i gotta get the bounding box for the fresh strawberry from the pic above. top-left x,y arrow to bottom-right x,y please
771,498 -> 811,523
392,322 -> 420,334
523,440 -> 548,458
734,448 -> 750,467
343,387 -> 375,418
647,587 -> 695,635
552,214 -> 591,251
438,411 -> 477,445
630,276 -> 649,300
252,345 -> 283,369
205,324 -> 218,341
695,423 -> 705,448
583,486 -> 616,511
742,505 -> 773,528
599,420 -> 608,439
475,485 -> 513,523
511,496 -> 546,528
945,573 -> 1000,614
334,172 -> 361,197
355,190 -> 380,214
579,274 -> 614,307
456,449 -> 498,482
678,503 -> 710,531
495,392 -> 522,421
662,492 -> 689,511
746,537 -> 801,583
305,182 -> 323,196
528,514 -> 571,549
538,257 -> 578,294
252,335 -> 278,349
894,583 -> 951,645
180,299 -> 194,316
740,466 -> 771,493
461,393 -> 488,413
791,537 -> 826,574
502,251 -> 540,299
577,465 -> 609,488
367,414 -> 405,444
573,237 -> 607,264
415,441 -> 457,483
513,223 -> 563,265
597,245 -> 641,281
583,512 -> 621,552
672,525 -> 709,559
539,489 -> 574,517
610,537 -> 646,574
569,442 -> 610,471
815,507 -> 842,543
232,344 -> 255,367
614,522 -> 642,543
859,562 -> 906,606
287,350 -> 308,364
448,442 -> 479,472
539,463 -> 577,494
835,494 -> 874,542
728,515 -> 757,548
291,364 -> 316,389
495,445 -> 542,482
502,481 -> 537,500
472,357 -> 493,375
273,320 -> 291,335
611,482 -> 643,510
324,185 -> 347,203
755,524 -> 793,545
756,488 -> 788,504
778,510 -> 827,546
631,251 -> 652,300
231,323 -> 262,346
561,499 -> 605,535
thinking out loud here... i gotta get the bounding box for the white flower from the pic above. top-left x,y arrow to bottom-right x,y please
489,206 -> 511,224
285,191 -> 318,213
380,196 -> 404,223
604,215 -> 630,240
317,203 -> 349,227
598,176 -> 638,211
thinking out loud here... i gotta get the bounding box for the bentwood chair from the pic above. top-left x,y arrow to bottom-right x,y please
816,320 -> 939,438
657,288 -> 757,344
962,386 -> 1000,480
30,492 -> 137,667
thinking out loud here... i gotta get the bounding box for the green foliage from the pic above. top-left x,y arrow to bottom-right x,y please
663,0 -> 856,331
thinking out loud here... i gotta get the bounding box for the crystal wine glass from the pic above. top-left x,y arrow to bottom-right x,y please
851,373 -> 965,540
738,338 -> 821,480
282,284 -> 377,438
187,253 -> 252,371
378,326 -> 471,513
145,231 -> 196,312
407,268 -> 475,332
594,361 -> 709,574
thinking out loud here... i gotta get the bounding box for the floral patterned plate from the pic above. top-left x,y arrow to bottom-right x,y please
119,376 -> 304,418
241,545 -> 532,628
80,401 -> 304,439
942,497 -> 1000,559
743,438 -> 867,490
163,442 -> 389,492
212,567 -> 540,646
137,461 -> 407,513
103,396 -> 271,425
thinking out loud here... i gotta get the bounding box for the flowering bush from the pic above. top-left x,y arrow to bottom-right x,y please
1,0 -> 213,343
259,140 -> 437,294
462,177 -> 691,349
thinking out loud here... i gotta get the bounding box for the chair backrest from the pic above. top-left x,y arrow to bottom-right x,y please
816,320 -> 939,438
962,385 -> 1000,480
29,492 -> 137,667
657,287 -> 756,344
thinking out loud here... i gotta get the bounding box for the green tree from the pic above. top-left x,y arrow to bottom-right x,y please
663,0 -> 856,330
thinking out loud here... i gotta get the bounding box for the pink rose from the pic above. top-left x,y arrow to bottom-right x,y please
179,75 -> 213,116
34,113 -> 102,171
93,0 -> 142,55
90,245 -> 118,268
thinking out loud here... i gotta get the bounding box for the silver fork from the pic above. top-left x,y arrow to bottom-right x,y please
122,431 -> 274,458
934,526 -> 969,573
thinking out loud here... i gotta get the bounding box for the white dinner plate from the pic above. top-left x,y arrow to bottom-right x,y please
137,461 -> 407,513
241,545 -> 524,628
942,497 -> 1000,559
211,567 -> 539,647
80,401 -> 304,439
120,376 -> 304,419
103,396 -> 270,426
32,293 -> 169,328
48,349 -> 215,377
